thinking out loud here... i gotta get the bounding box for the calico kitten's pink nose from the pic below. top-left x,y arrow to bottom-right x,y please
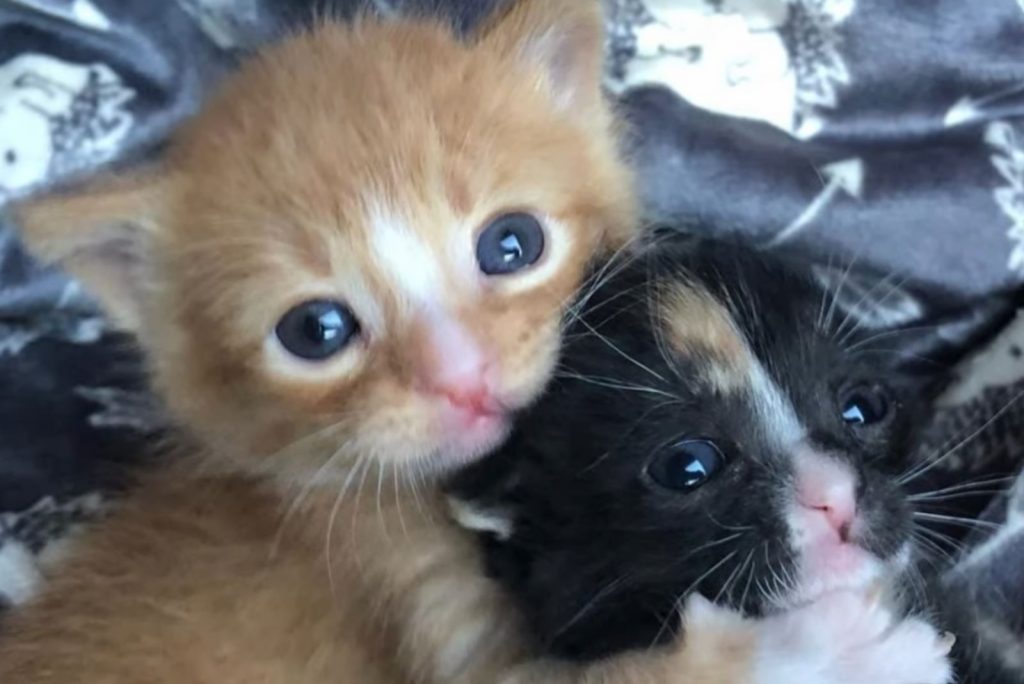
795,452 -> 858,543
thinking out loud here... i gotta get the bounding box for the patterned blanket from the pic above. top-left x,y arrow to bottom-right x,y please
0,0 -> 1022,667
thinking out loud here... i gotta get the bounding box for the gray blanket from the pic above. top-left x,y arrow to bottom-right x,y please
0,0 -> 1022,670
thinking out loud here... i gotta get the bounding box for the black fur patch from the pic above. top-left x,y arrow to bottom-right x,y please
450,236 -> 969,662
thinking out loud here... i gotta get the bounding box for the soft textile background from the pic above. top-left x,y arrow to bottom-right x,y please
0,0 -> 1022,665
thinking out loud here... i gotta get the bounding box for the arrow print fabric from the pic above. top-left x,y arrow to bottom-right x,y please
0,0 -> 1023,675
610,0 -> 1024,295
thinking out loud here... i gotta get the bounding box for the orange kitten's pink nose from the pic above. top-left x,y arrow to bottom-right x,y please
795,452 -> 858,543
419,314 -> 499,416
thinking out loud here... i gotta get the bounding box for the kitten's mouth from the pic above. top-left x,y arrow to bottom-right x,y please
780,538 -> 908,611
786,544 -> 883,608
435,399 -> 512,466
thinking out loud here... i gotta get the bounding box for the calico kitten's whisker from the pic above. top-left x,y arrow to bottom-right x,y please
821,254 -> 862,336
911,489 -> 1007,504
849,347 -> 943,368
553,370 -> 676,400
899,385 -> 1024,486
900,562 -> 929,608
706,512 -> 755,533
815,251 -> 838,333
845,323 -> 942,354
907,474 -> 1014,502
833,271 -> 910,348
716,548 -> 755,606
676,533 -> 743,563
915,524 -> 969,558
552,574 -> 632,640
766,561 -> 786,604
737,545 -> 760,611
653,549 -> 740,648
754,577 -> 771,610
913,511 -> 1002,532
911,530 -> 956,567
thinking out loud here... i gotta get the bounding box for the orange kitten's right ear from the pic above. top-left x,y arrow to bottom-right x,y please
12,169 -> 173,331
477,0 -> 606,119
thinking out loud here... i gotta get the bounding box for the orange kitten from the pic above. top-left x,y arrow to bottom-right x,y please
0,2 -> 906,683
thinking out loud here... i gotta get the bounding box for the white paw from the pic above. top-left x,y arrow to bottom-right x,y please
753,589 -> 954,684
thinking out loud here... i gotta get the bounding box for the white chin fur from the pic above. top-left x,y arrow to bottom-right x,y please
780,540 -> 913,611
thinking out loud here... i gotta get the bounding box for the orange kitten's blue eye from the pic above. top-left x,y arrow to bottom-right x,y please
275,300 -> 359,361
646,440 -> 724,492
476,212 -> 545,276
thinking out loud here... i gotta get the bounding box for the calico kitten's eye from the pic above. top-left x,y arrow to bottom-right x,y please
476,212 -> 545,276
647,440 -> 725,491
840,383 -> 890,426
275,300 -> 359,361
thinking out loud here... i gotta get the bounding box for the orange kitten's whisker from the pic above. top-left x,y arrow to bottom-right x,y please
574,317 -> 667,384
271,437 -> 352,559
375,460 -> 391,546
392,465 -> 409,540
561,232 -> 646,329
325,452 -> 372,595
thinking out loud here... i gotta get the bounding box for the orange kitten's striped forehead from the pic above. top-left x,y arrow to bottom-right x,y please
13,1 -> 632,482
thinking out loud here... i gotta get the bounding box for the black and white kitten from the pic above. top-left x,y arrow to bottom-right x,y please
450,235 -> 1016,683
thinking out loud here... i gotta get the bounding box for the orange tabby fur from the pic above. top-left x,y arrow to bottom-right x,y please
0,2 -> 761,682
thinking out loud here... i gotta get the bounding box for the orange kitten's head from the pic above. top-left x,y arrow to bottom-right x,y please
13,0 -> 635,485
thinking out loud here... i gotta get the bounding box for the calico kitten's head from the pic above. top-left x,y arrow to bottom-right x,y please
450,236 -> 976,660
12,0 -> 635,483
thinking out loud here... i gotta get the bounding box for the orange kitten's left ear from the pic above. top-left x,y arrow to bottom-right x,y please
477,0 -> 607,118
12,168 -> 174,331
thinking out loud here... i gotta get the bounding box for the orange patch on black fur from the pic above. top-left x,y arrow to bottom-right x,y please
659,282 -> 752,391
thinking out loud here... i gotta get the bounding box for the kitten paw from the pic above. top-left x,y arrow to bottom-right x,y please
754,589 -> 953,684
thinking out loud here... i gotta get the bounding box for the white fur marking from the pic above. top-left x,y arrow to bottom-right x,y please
748,360 -> 805,449
370,208 -> 444,306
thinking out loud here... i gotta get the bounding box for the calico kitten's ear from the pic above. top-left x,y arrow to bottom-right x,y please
477,0 -> 606,117
12,168 -> 173,331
